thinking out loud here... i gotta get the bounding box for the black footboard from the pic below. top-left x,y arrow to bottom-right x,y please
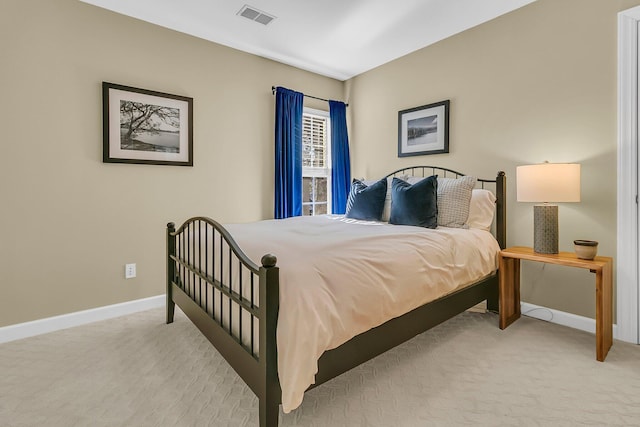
166,218 -> 281,426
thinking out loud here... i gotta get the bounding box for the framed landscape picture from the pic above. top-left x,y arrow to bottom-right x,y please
398,100 -> 449,157
102,82 -> 193,166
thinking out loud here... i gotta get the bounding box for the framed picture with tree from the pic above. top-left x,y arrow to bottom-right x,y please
102,82 -> 193,166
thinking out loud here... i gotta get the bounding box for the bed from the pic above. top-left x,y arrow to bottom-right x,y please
166,166 -> 506,427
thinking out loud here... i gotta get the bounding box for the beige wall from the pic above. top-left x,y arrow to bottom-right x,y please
347,0 -> 640,320
3,0 -> 638,328
0,0 -> 342,327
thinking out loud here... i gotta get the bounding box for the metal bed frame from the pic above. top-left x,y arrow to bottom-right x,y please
166,166 -> 506,427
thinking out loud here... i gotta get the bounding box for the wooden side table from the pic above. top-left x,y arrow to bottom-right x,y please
498,246 -> 613,362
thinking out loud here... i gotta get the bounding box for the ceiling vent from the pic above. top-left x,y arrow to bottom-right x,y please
237,5 -> 276,26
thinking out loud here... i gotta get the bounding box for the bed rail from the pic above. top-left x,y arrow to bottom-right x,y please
166,218 -> 281,426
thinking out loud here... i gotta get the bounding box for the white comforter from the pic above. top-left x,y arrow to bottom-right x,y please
225,215 -> 500,413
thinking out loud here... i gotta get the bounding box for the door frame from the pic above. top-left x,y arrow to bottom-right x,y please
617,6 -> 640,344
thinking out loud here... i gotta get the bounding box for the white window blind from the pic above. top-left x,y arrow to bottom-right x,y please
303,115 -> 326,168
302,108 -> 331,216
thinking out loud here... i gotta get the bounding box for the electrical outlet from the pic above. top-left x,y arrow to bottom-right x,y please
125,263 -> 136,279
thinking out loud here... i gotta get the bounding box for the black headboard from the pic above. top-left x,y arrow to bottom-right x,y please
382,166 -> 506,249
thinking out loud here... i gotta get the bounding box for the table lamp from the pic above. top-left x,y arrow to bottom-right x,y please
516,162 -> 581,254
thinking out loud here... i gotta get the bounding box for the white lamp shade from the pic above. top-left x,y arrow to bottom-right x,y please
516,163 -> 581,203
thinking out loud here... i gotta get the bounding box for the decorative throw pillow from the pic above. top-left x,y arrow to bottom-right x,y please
436,176 -> 476,228
362,175 -> 409,222
389,176 -> 438,228
345,178 -> 387,221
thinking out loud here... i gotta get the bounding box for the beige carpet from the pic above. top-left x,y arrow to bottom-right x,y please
1,308 -> 639,427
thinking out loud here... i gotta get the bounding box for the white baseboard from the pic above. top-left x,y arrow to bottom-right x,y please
0,297 -> 619,345
0,295 -> 165,344
521,302 -> 619,339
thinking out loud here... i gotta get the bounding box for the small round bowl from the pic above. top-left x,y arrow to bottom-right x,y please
574,240 -> 598,260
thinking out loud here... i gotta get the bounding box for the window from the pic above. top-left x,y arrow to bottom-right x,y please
302,108 -> 331,216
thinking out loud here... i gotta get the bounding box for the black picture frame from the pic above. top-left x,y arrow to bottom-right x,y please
398,100 -> 449,157
102,82 -> 193,166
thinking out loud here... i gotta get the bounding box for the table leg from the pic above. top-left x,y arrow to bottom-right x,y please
595,260 -> 613,362
499,255 -> 521,329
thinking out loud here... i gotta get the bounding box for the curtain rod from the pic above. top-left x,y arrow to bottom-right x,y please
271,86 -> 348,107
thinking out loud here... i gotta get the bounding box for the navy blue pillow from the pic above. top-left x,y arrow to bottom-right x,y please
389,176 -> 438,228
345,178 -> 387,221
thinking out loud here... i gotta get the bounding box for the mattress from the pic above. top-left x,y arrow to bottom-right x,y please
224,215 -> 500,413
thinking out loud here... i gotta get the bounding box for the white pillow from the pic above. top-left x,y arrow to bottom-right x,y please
467,189 -> 496,231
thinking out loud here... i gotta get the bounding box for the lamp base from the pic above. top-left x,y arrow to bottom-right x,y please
534,204 -> 558,254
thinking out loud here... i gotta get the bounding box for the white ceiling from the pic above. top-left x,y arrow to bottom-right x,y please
80,0 -> 537,81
